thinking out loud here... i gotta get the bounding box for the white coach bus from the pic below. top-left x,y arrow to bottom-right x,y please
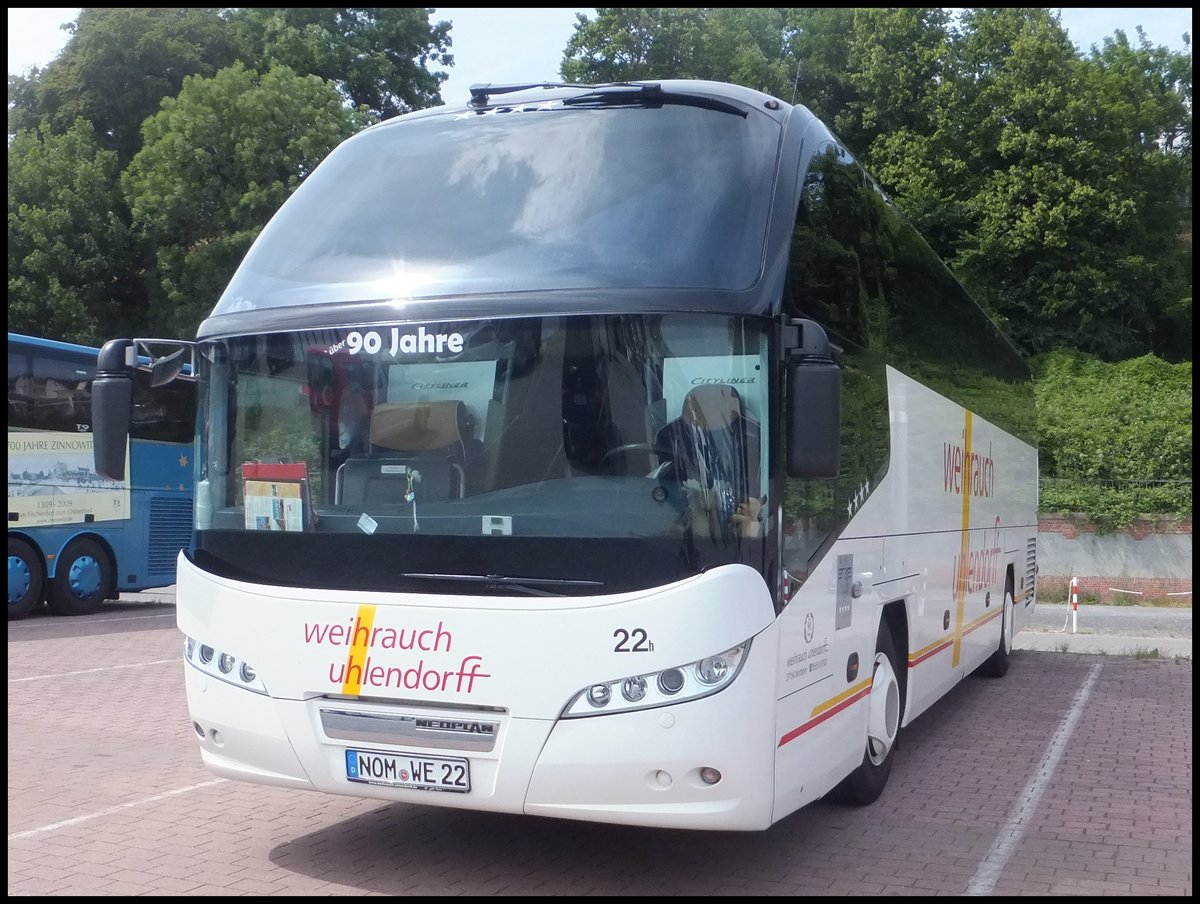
93,80 -> 1038,831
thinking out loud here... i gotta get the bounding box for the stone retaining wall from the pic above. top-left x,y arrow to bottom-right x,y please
1037,515 -> 1192,602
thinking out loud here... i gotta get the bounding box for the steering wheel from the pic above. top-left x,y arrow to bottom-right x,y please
598,443 -> 669,476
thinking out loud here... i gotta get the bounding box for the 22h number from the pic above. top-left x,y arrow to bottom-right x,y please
613,628 -> 654,652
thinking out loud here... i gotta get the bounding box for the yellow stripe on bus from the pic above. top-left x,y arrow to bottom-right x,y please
341,604 -> 377,696
952,410 -> 973,668
810,676 -> 874,717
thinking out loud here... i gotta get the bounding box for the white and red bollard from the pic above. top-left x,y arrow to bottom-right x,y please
1069,576 -> 1079,634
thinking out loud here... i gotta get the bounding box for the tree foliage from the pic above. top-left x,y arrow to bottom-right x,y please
7,7 -> 451,339
10,8 -> 241,166
122,64 -> 369,336
227,7 -> 452,119
8,120 -> 140,343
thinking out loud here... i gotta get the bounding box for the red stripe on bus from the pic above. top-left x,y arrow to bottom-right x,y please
778,684 -> 872,747
909,639 -> 953,667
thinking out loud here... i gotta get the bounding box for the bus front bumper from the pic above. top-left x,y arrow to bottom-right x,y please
184,657 -> 777,831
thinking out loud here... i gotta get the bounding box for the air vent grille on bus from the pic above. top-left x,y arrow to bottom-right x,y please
148,496 -> 193,575
1025,536 -> 1037,603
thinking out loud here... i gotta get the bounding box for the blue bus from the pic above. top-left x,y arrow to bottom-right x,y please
8,332 -> 196,619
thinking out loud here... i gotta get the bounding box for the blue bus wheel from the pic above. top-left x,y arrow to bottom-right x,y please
47,538 -> 113,617
8,536 -> 44,620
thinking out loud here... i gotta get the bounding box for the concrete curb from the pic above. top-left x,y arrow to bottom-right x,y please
1014,630 -> 1191,659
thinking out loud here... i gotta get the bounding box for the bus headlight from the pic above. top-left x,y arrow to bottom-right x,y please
183,635 -> 269,696
697,653 -> 731,685
621,675 -> 648,702
561,640 -> 751,718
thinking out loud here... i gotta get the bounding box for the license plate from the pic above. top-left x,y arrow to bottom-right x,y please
344,748 -> 470,792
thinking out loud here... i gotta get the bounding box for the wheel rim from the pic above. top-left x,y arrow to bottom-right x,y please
866,651 -> 900,765
9,555 -> 33,604
1002,591 -> 1015,654
67,555 -> 103,599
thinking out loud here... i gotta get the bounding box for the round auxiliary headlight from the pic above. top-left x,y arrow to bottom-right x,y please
198,644 -> 215,664
621,675 -> 648,702
239,662 -> 257,683
696,655 -> 729,685
586,684 -> 612,708
217,653 -> 236,674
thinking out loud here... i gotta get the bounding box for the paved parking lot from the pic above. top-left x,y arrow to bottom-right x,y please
7,597 -> 1193,896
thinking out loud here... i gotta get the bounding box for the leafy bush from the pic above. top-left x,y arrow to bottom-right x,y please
1033,351 -> 1192,530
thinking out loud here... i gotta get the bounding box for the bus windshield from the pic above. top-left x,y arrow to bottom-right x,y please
211,99 -> 780,312
194,313 -> 770,595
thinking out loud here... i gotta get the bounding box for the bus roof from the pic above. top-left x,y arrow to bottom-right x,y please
8,332 -> 100,357
199,80 -> 817,340
8,332 -> 193,376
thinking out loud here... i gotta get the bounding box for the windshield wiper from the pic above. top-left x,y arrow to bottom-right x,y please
560,82 -> 748,117
400,572 -> 604,597
468,81 -> 598,106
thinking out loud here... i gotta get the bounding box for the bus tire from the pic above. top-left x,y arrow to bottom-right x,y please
8,536 -> 44,620
978,582 -> 1015,679
829,624 -> 903,806
47,538 -> 112,617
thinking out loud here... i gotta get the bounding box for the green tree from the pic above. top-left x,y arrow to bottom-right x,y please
122,64 -> 369,337
561,7 -> 802,99
836,8 -> 968,255
777,8 -> 858,126
8,120 -> 141,343
229,7 -> 452,119
11,8 -> 241,165
7,69 -> 44,137
562,8 -> 709,83
950,10 -> 1191,361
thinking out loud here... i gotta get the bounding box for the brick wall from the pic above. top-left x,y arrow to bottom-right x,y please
1038,515 -> 1193,540
1037,515 -> 1192,602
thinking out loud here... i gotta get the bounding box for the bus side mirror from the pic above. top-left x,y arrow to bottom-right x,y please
150,347 -> 187,387
785,319 -> 841,479
93,339 -> 134,481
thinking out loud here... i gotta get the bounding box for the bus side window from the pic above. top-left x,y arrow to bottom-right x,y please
8,373 -> 35,428
781,144 -> 891,592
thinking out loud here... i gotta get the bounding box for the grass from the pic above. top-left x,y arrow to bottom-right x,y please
1102,595 -> 1191,608
1038,593 -> 1191,608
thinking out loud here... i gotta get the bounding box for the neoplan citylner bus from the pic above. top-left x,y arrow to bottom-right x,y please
92,79 -> 1038,831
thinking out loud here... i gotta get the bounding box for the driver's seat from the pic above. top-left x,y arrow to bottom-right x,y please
336,400 -> 472,505
655,384 -> 761,516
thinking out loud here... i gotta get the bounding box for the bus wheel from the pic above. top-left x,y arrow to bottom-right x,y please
830,625 -> 902,806
8,536 -> 44,620
47,538 -> 112,616
978,584 -> 1015,679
